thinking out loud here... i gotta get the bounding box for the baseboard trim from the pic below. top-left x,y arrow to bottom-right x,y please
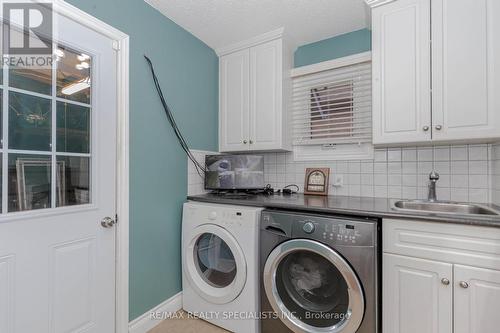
128,292 -> 183,333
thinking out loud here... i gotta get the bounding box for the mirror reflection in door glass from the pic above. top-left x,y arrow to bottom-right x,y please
56,156 -> 90,207
9,68 -> 52,96
8,154 -> 52,212
56,45 -> 91,104
9,91 -> 51,151
56,102 -> 90,153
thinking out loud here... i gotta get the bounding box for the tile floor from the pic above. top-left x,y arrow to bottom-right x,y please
149,311 -> 228,333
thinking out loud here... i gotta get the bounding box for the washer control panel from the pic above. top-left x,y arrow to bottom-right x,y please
302,221 -> 315,234
292,215 -> 376,247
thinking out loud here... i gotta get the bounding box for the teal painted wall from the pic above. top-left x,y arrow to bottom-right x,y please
66,0 -> 219,321
294,28 -> 372,67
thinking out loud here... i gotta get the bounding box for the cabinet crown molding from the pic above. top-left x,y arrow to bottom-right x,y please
216,27 -> 285,56
365,0 -> 397,8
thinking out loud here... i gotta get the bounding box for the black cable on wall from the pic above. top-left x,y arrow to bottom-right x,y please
144,55 -> 206,177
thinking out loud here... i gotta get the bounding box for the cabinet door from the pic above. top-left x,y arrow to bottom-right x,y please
383,254 -> 452,333
372,0 -> 432,145
219,49 -> 250,152
454,265 -> 500,333
431,0 -> 500,142
249,39 -> 282,150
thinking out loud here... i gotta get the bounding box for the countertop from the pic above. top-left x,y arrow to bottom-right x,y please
187,193 -> 500,228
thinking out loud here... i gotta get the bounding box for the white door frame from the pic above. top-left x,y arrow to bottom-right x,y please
53,1 -> 130,332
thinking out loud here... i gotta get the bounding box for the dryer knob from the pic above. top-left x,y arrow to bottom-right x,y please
303,222 -> 315,234
208,211 -> 217,220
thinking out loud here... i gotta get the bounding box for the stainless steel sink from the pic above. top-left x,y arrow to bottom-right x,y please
392,200 -> 500,216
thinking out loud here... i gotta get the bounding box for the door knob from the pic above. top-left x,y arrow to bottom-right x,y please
423,126 -> 430,132
441,278 -> 450,286
459,281 -> 469,289
101,216 -> 116,228
243,140 -> 248,144
435,125 -> 442,130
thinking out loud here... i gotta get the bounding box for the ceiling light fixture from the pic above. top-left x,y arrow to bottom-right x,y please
61,77 -> 91,95
76,61 -> 90,70
55,48 -> 65,58
77,53 -> 90,61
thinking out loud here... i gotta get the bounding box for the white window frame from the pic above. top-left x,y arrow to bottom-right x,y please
290,51 -> 374,161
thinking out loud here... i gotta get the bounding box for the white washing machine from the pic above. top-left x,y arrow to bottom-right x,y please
182,201 -> 262,333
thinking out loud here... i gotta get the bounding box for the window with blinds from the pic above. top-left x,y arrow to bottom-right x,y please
292,61 -> 372,146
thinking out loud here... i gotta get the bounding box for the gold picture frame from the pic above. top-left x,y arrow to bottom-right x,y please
304,168 -> 330,196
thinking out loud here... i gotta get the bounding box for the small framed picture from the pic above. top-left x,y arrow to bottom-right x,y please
304,168 -> 330,196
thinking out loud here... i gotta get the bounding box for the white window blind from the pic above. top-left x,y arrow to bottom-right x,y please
292,61 -> 372,146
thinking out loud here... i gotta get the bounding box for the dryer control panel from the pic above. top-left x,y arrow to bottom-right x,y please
261,210 -> 377,247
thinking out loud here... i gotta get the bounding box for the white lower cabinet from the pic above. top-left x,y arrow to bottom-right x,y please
383,219 -> 500,333
454,265 -> 500,333
383,254 -> 452,333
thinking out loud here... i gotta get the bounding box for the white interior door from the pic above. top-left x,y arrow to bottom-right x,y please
0,8 -> 117,333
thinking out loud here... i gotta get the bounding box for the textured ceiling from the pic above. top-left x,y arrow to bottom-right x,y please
144,0 -> 369,51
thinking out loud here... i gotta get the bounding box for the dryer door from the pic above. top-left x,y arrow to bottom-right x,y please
184,224 -> 247,304
263,239 -> 364,333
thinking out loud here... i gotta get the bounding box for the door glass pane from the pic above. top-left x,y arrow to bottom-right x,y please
9,68 -> 52,96
8,154 -> 52,212
9,91 -> 51,151
56,102 -> 90,153
56,156 -> 90,207
0,90 -> 3,148
56,46 -> 91,104
275,250 -> 350,328
194,233 -> 237,288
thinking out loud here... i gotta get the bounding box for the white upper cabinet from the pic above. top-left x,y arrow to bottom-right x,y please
371,0 -> 500,145
217,29 -> 292,152
431,0 -> 500,142
219,49 -> 250,151
372,0 -> 432,145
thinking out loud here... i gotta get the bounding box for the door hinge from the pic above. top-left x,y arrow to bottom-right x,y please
112,40 -> 120,51
115,213 -> 119,224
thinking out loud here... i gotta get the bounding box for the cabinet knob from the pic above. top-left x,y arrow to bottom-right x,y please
243,140 -> 248,144
441,278 -> 450,286
459,281 -> 469,289
435,125 -> 442,130
423,126 -> 430,132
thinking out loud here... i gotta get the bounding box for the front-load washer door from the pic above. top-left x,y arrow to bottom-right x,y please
184,224 -> 247,304
263,239 -> 365,333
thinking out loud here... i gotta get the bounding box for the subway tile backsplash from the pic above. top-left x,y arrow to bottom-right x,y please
187,145 -> 499,204
261,144 -> 495,203
493,144 -> 500,205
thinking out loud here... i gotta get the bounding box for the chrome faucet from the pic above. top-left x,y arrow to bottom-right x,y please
428,171 -> 440,202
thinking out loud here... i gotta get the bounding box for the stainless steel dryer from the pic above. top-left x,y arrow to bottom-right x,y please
260,210 -> 380,333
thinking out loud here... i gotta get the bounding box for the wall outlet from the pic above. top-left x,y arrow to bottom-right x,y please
332,175 -> 344,187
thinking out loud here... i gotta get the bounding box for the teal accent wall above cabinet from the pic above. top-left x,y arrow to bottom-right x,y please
67,0 -> 219,321
294,28 -> 372,67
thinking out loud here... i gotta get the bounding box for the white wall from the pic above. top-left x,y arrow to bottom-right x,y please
262,144 -> 494,203
493,144 -> 500,205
